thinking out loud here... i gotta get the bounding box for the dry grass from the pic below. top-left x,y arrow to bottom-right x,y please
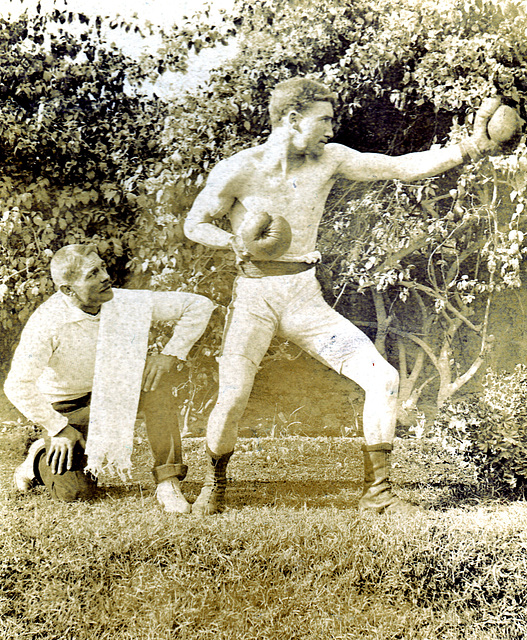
1,426 -> 527,639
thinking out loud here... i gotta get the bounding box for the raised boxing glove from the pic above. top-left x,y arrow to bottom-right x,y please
238,211 -> 292,261
487,105 -> 524,144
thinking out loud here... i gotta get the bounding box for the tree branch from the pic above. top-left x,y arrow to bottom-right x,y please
445,236 -> 487,286
354,320 -> 440,369
399,280 -> 480,333
372,289 -> 390,355
375,215 -> 480,274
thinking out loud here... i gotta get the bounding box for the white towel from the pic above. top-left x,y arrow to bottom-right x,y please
84,289 -> 154,479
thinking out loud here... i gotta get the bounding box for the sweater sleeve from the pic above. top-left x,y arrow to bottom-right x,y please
150,292 -> 215,360
4,312 -> 69,437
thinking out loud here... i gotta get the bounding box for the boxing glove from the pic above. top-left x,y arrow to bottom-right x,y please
238,211 -> 292,261
487,105 -> 524,144
459,97 -> 502,161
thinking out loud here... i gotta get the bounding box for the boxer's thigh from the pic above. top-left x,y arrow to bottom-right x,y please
220,277 -> 278,367
279,286 -> 379,377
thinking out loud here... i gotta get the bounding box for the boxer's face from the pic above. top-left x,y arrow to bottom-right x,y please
290,101 -> 334,156
65,252 -> 114,314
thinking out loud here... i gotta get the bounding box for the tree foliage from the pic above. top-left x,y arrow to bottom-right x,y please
0,6 -> 228,372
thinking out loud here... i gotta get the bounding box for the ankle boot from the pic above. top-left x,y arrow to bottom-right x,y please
192,447 -> 233,516
359,443 -> 423,515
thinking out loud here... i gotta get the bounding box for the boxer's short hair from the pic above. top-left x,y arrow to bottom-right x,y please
269,77 -> 337,128
50,244 -> 99,287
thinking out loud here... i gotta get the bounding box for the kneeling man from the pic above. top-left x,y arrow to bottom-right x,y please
4,244 -> 214,512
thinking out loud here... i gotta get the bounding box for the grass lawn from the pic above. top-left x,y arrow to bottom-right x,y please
1,423 -> 527,640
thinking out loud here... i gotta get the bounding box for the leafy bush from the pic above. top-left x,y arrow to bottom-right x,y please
0,10 -> 166,370
0,8 -> 228,371
434,364 -> 527,489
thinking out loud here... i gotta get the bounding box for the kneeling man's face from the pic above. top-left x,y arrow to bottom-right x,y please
66,252 -> 114,314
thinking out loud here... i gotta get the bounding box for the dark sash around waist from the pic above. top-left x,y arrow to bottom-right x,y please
52,393 -> 91,414
237,260 -> 316,278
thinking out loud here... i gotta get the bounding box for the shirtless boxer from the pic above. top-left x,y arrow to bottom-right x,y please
184,76 -> 505,516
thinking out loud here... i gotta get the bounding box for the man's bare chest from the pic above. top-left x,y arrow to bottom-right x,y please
235,170 -> 334,217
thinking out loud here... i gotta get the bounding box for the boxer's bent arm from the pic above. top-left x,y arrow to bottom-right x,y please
151,292 -> 215,360
331,142 -> 465,183
4,315 -> 69,437
184,160 -> 239,249
184,212 -> 235,249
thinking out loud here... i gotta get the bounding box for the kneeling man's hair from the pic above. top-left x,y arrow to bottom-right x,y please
50,244 -> 98,287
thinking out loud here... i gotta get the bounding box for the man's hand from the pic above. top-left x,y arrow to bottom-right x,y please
142,354 -> 176,392
229,234 -> 252,263
47,425 -> 86,475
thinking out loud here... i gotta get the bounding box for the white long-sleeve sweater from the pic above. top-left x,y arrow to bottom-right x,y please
4,289 -> 214,436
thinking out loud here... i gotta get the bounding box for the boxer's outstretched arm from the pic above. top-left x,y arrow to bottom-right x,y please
332,98 -> 503,183
330,142 -> 465,183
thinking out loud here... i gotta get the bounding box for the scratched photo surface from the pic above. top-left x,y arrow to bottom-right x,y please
2,1 -> 527,639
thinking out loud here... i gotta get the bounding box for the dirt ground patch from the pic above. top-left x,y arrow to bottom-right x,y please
242,350 -> 363,437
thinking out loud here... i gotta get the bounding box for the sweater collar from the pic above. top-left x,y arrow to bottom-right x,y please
60,291 -> 103,322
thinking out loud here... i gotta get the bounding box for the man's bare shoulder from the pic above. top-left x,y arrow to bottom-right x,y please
209,145 -> 263,182
324,142 -> 361,163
